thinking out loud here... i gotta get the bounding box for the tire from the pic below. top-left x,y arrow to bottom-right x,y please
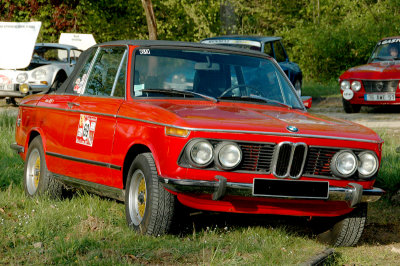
294,79 -> 302,96
24,136 -> 63,199
316,203 -> 367,247
125,153 -> 176,235
342,98 -> 361,113
5,97 -> 17,106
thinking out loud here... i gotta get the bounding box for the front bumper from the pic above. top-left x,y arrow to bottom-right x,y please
0,84 -> 49,98
160,176 -> 384,208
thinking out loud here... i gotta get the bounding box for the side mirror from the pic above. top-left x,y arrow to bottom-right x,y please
301,96 -> 312,109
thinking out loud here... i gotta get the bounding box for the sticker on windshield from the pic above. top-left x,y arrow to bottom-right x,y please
73,74 -> 88,94
378,38 -> 400,45
76,114 -> 97,147
134,84 -> 144,96
139,49 -> 150,55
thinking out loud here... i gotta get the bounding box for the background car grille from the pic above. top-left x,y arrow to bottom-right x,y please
362,80 -> 398,93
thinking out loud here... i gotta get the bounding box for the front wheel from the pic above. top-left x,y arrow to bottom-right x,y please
316,203 -> 367,247
24,136 -> 63,198
342,98 -> 361,113
125,153 -> 176,235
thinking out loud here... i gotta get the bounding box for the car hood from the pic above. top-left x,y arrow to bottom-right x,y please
340,61 -> 400,80
0,22 -> 41,70
140,100 -> 380,142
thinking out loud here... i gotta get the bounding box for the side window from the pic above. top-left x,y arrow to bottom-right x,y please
84,46 -> 126,96
71,49 -> 81,64
112,52 -> 127,98
66,48 -> 97,94
274,41 -> 287,62
263,42 -> 273,56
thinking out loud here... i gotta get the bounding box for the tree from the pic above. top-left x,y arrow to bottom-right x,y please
141,0 -> 157,40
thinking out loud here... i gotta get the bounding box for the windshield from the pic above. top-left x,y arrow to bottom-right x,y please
133,48 -> 303,109
32,46 -> 70,63
369,38 -> 400,62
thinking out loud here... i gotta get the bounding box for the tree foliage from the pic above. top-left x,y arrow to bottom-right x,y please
1,0 -> 400,81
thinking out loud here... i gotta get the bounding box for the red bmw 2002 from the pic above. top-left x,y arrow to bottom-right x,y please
11,41 -> 384,246
340,36 -> 400,113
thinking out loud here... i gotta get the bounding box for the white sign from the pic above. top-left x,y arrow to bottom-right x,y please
0,22 -> 41,69
342,89 -> 354,100
59,33 -> 96,51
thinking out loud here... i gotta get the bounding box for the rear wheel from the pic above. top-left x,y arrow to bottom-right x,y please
342,98 -> 361,113
24,136 -> 63,198
125,153 -> 176,235
316,203 -> 367,247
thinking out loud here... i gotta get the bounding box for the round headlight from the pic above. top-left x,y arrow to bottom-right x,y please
186,139 -> 213,168
215,142 -> 242,170
358,151 -> 378,178
351,81 -> 362,91
331,150 -> 358,178
33,69 -> 46,80
340,80 -> 350,91
16,73 -> 28,83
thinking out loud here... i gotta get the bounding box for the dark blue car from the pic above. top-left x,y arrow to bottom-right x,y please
201,36 -> 303,96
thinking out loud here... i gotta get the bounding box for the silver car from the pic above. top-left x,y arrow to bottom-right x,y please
0,43 -> 81,104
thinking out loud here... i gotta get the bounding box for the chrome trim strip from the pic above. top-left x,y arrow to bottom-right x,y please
19,104 -> 380,144
52,172 -> 125,201
10,143 -> 24,153
46,151 -> 122,170
117,115 -> 380,143
19,104 -> 117,118
159,177 -> 384,204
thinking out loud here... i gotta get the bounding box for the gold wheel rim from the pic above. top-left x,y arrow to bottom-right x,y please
137,178 -> 146,218
34,157 -> 40,188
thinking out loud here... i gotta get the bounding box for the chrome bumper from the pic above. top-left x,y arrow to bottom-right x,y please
159,176 -> 384,207
10,143 -> 24,153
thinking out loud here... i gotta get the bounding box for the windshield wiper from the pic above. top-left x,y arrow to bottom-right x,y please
218,95 -> 292,109
141,88 -> 218,103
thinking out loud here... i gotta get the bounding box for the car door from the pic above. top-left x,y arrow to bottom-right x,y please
273,41 -> 294,82
60,46 -> 128,187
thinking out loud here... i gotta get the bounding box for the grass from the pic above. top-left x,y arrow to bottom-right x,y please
1,109 -> 400,264
302,80 -> 340,99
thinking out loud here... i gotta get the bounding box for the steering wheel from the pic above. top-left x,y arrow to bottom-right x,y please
219,84 -> 264,98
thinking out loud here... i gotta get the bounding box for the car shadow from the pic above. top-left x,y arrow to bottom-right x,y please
173,207 -> 400,246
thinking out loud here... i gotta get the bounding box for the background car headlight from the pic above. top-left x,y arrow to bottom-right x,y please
351,81 -> 362,91
331,150 -> 358,177
16,73 -> 28,83
186,139 -> 214,168
358,151 -> 378,178
215,142 -> 242,169
340,80 -> 350,91
32,69 -> 47,80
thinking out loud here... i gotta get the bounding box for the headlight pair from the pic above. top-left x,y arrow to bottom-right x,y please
330,150 -> 378,178
340,80 -> 361,91
185,139 -> 242,170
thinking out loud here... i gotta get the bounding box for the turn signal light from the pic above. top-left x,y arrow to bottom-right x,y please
165,127 -> 190,137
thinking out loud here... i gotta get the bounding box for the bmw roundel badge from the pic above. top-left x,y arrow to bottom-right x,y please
287,125 -> 298,133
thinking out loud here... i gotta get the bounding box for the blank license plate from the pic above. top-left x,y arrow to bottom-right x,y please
365,93 -> 395,101
253,179 -> 329,199
0,84 -> 14,91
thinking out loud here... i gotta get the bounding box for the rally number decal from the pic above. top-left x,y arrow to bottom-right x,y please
76,114 -> 97,147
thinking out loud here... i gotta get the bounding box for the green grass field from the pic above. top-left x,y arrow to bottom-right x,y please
1,111 -> 399,264
302,80 -> 340,99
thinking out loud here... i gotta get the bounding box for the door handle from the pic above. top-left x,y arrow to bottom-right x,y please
67,102 -> 80,109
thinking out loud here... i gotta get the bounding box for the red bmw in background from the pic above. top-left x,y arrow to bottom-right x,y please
340,36 -> 400,113
11,40 -> 384,247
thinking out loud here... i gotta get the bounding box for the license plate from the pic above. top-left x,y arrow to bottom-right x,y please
253,178 -> 329,199
0,84 -> 14,91
365,93 -> 395,101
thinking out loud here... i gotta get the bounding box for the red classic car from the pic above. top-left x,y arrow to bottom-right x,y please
340,36 -> 400,113
11,40 -> 384,247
